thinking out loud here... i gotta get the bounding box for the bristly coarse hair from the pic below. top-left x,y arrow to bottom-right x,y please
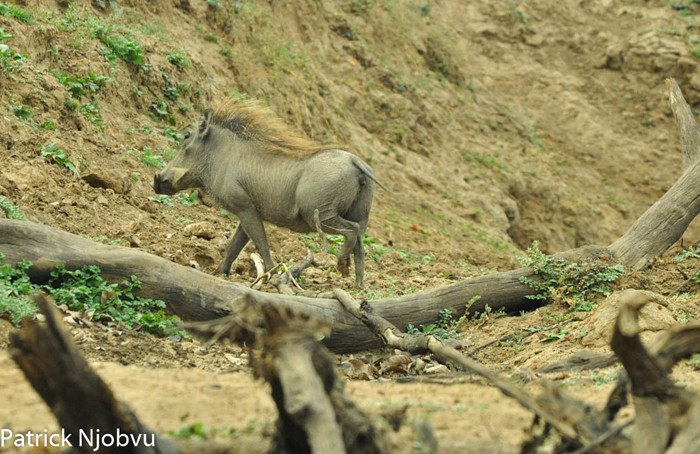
209,99 -> 336,157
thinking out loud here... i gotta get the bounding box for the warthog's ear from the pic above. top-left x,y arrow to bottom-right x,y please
199,108 -> 213,135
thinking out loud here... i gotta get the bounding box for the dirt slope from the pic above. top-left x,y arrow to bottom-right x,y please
1,0 -> 700,452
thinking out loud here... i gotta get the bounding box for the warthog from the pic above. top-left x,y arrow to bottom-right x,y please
153,101 -> 381,287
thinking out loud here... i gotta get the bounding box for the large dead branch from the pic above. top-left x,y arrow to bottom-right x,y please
9,295 -> 177,454
1,80 -> 699,353
608,79 -> 700,269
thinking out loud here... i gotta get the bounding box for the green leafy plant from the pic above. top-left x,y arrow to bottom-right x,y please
95,26 -> 146,68
79,102 -> 103,127
406,308 -> 463,339
55,71 -> 112,98
161,125 -> 182,144
47,264 -> 180,335
130,146 -> 166,168
0,254 -> 35,325
0,26 -> 25,74
40,143 -> 79,175
148,194 -> 174,206
150,100 -> 175,124
175,191 -> 199,206
0,196 -> 24,220
518,240 -> 624,311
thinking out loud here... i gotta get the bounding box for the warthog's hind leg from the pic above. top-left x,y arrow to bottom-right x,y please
316,215 -> 360,281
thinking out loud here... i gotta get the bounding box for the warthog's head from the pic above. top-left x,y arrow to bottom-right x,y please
153,108 -> 212,196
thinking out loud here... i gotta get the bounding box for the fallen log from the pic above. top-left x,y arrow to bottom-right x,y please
0,217 -> 556,353
1,79 -> 699,353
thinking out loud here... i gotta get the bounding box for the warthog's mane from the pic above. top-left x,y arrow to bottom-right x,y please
210,100 -> 335,157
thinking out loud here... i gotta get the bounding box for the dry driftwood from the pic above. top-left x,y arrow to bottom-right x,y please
1,80 -> 699,354
333,288 -> 632,453
610,290 -> 700,454
185,303 -> 388,454
9,295 -> 177,454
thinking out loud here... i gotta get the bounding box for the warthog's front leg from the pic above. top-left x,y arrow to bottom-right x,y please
236,208 -> 275,272
217,224 -> 250,275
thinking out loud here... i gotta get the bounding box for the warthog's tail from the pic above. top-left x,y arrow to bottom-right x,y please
352,157 -> 389,192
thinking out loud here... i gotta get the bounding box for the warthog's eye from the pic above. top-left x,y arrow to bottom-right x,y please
183,131 -> 191,140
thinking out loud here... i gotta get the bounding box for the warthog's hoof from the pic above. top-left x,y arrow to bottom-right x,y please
337,258 -> 350,277
215,264 -> 231,276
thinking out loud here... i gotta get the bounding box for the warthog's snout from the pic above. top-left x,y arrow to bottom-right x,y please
153,171 -> 174,195
152,168 -> 190,195
153,171 -> 163,193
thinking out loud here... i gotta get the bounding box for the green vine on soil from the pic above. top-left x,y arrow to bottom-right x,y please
517,241 -> 624,312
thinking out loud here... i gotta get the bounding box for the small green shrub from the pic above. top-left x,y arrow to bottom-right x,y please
0,196 -> 24,220
1,253 -> 182,336
161,125 -> 182,144
40,143 -> 79,175
518,241 -> 624,311
0,3 -> 32,23
140,147 -> 166,168
406,308 -> 462,339
79,102 -> 103,127
55,71 -> 112,98
96,27 -> 146,68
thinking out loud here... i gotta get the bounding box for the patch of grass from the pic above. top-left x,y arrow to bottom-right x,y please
364,236 -> 390,262
0,196 -> 24,220
0,2 -> 32,23
203,34 -> 219,43
12,104 -> 32,121
169,421 -> 210,440
40,143 -> 79,175
166,49 -> 191,70
398,249 -> 435,266
518,240 -> 624,311
41,120 -> 57,131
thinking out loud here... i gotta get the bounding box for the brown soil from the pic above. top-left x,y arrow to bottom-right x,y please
1,0 -> 700,452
